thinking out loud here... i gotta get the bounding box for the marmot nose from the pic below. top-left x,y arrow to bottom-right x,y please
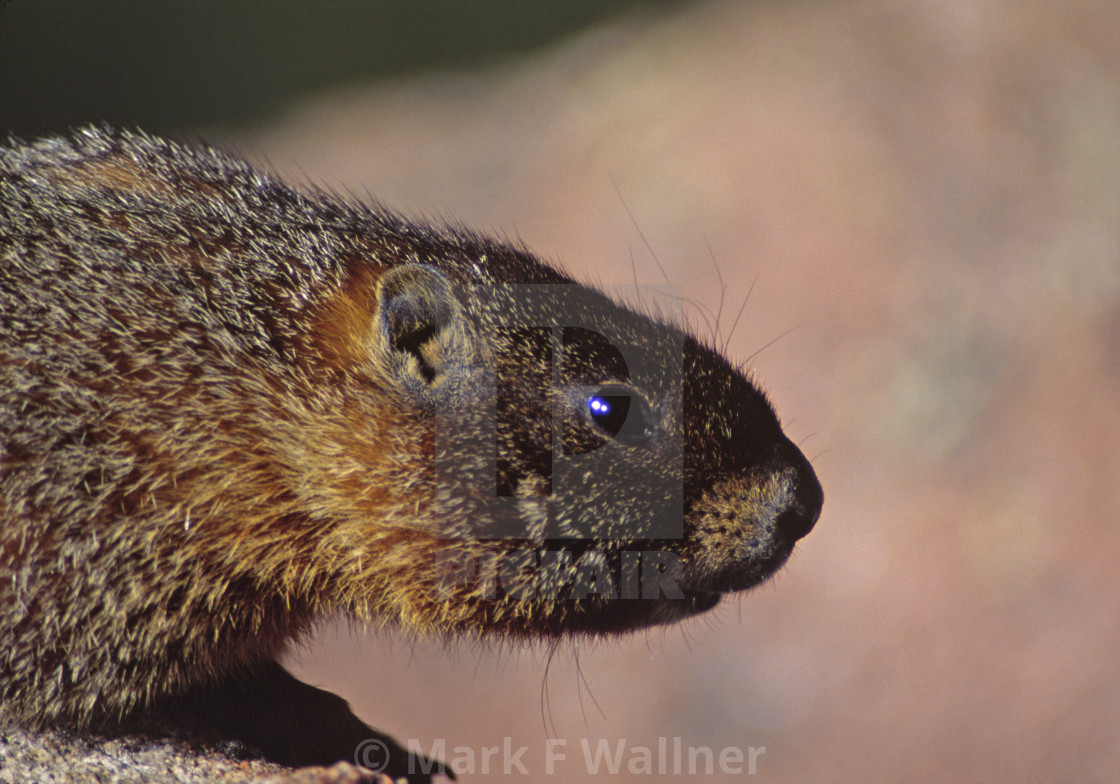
777,468 -> 822,542
774,440 -> 823,542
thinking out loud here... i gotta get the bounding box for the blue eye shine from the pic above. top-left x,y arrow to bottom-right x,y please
586,389 -> 632,439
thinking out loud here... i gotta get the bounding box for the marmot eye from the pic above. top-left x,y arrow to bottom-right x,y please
587,392 -> 630,438
586,384 -> 647,443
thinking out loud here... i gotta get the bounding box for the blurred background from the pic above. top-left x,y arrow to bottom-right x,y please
5,1 -> 1120,781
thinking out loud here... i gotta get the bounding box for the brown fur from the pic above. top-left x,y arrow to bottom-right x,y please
0,126 -> 822,781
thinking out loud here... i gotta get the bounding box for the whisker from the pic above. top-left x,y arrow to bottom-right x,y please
610,175 -> 672,289
723,272 -> 758,356
540,640 -> 560,739
575,646 -> 607,726
744,321 -> 804,365
705,238 -> 728,349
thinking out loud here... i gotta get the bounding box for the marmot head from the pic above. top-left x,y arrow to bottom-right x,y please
327,256 -> 822,638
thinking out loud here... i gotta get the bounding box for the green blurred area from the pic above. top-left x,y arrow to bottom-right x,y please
0,0 -> 685,138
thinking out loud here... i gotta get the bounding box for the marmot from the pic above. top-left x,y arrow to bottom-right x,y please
0,126 -> 822,781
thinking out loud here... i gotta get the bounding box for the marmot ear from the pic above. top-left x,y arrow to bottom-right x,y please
374,264 -> 468,390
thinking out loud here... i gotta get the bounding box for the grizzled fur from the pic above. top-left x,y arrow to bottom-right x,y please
0,127 -> 821,778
